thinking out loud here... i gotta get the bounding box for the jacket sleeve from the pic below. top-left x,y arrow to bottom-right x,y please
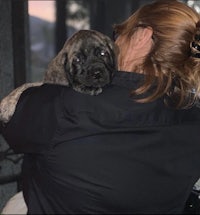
0,85 -> 62,154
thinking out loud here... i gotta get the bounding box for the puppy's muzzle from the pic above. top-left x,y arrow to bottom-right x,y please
90,67 -> 104,80
88,63 -> 110,83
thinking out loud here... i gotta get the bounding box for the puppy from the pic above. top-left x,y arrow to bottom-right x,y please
45,29 -> 117,95
0,30 -> 117,124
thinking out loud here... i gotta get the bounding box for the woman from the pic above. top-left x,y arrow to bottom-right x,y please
1,0 -> 200,214
113,0 -> 200,109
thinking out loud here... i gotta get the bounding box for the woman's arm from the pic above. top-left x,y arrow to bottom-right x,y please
0,82 -> 42,124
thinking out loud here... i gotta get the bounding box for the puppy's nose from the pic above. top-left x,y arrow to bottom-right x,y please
94,70 -> 102,79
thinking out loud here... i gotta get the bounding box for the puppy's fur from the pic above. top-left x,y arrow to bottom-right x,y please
45,29 -> 117,95
0,30 -> 117,123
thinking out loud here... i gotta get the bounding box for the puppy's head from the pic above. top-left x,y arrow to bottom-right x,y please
66,30 -> 118,95
44,30 -> 118,95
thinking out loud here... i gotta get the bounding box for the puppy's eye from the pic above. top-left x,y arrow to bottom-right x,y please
100,50 -> 106,56
95,48 -> 108,58
72,54 -> 84,64
73,56 -> 81,63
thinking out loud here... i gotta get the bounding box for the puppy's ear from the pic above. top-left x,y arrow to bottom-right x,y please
43,51 -> 69,86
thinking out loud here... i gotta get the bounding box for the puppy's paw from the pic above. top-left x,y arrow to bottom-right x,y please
88,88 -> 103,96
0,82 -> 42,124
73,86 -> 103,96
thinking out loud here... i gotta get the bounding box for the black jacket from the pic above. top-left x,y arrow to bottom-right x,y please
1,71 -> 200,214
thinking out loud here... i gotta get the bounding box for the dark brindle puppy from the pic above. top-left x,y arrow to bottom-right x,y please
45,29 -> 117,95
0,30 -> 117,123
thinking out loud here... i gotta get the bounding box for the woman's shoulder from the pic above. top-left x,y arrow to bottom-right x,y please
14,83 -> 68,119
21,83 -> 66,99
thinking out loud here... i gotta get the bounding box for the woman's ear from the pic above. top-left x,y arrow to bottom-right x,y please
131,27 -> 153,50
115,27 -> 153,71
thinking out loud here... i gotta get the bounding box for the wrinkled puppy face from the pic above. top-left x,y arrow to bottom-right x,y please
65,30 -> 117,95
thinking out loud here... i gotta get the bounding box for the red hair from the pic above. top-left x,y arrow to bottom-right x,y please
114,0 -> 200,108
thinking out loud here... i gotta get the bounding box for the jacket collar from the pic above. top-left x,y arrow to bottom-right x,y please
112,71 -> 145,89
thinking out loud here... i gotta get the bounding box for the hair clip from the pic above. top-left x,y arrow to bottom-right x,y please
195,34 -> 200,42
191,52 -> 200,58
191,41 -> 200,51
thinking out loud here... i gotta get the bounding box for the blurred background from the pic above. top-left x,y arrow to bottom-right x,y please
0,0 -> 199,211
28,0 -> 157,82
